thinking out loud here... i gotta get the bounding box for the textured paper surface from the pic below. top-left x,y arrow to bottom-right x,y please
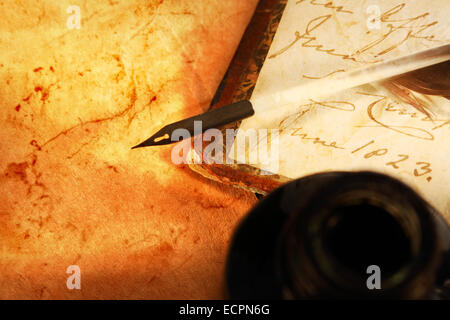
233,0 -> 450,216
249,0 -> 450,118
0,0 -> 258,299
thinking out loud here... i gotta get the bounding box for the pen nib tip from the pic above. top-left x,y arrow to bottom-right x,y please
132,132 -> 172,149
131,141 -> 148,149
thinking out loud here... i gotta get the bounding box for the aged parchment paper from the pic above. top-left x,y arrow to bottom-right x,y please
0,0 -> 259,299
232,0 -> 450,216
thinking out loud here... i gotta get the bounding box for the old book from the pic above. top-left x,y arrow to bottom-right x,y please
190,0 -> 450,216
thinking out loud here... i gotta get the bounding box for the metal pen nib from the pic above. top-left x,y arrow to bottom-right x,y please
131,100 -> 254,149
131,131 -> 171,149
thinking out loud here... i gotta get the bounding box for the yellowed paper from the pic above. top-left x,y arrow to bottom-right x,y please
232,0 -> 450,216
